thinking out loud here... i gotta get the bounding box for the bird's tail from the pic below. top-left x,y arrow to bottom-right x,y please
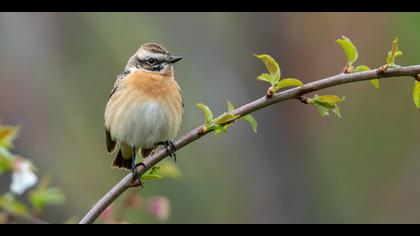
112,144 -> 133,170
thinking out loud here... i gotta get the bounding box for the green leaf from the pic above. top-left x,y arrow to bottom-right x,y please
226,101 -> 258,133
332,106 -> 342,118
142,166 -> 163,180
276,78 -> 304,90
0,147 -> 13,160
353,65 -> 379,88
354,65 -> 370,72
369,79 -> 380,89
0,156 -> 13,175
227,101 -> 235,112
336,36 -> 358,66
0,193 -> 29,216
314,103 -> 330,117
310,95 -> 345,118
214,113 -> 240,126
313,95 -> 345,108
386,37 -> 403,67
0,147 -> 14,174
214,129 -> 226,136
254,54 -> 281,83
241,114 -> 258,133
158,162 -> 182,179
213,124 -> 231,135
196,103 -> 214,126
141,173 -> 163,180
0,125 -> 20,149
29,187 -> 65,211
414,80 -> 420,109
256,73 -> 275,86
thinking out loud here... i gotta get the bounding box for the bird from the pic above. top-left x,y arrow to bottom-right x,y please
104,43 -> 184,184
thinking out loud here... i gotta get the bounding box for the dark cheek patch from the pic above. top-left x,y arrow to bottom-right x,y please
150,64 -> 163,72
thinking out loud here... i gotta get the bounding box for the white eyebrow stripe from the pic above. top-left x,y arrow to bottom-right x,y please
137,50 -> 167,61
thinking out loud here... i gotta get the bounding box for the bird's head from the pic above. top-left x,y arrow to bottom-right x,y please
126,43 -> 182,76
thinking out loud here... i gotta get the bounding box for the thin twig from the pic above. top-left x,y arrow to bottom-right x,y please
79,65 -> 420,224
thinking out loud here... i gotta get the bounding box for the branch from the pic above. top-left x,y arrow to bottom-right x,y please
79,65 -> 420,224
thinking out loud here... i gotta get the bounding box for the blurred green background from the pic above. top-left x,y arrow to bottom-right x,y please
1,12 -> 420,223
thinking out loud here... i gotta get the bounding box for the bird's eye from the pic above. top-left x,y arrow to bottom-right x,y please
146,58 -> 156,65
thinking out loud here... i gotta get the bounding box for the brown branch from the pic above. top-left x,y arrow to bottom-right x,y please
79,65 -> 420,224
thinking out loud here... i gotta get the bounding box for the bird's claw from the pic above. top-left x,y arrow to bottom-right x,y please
155,140 -> 177,162
131,159 -> 144,188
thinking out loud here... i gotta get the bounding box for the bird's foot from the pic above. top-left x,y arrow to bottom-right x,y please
155,140 -> 177,162
131,161 -> 144,188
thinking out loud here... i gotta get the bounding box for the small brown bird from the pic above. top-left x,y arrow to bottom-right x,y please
104,43 -> 183,180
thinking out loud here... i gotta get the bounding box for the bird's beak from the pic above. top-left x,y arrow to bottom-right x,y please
169,56 -> 183,64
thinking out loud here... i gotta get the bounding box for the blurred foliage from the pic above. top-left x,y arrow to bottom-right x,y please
0,123 -> 65,223
142,161 -> 181,181
98,191 -> 171,224
414,81 -> 420,108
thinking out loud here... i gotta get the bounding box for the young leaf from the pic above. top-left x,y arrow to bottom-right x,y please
0,193 -> 29,216
369,79 -> 380,89
213,124 -> 230,135
386,37 -> 403,67
196,103 -> 214,126
0,157 -> 12,174
213,125 -> 228,135
413,80 -> 420,109
226,101 -> 258,133
0,147 -> 14,174
142,166 -> 163,180
227,100 -> 235,112
0,125 -> 20,149
0,147 -> 13,160
29,187 -> 65,211
313,95 -> 345,108
256,73 -> 275,86
158,162 -> 182,179
353,65 -> 379,89
241,114 -> 258,133
276,78 -> 304,90
254,54 -> 281,83
332,106 -> 342,118
214,113 -> 240,126
354,65 -> 370,72
309,95 -> 345,118
141,173 -> 163,180
336,36 -> 358,66
314,103 -> 330,117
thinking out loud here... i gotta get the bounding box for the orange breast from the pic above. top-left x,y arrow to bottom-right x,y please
122,70 -> 183,114
126,70 -> 179,98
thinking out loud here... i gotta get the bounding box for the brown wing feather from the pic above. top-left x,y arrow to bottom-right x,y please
106,71 -> 131,153
105,128 -> 116,153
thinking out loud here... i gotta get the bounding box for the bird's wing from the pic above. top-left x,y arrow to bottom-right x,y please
105,128 -> 116,153
108,73 -> 125,98
105,70 -> 131,153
